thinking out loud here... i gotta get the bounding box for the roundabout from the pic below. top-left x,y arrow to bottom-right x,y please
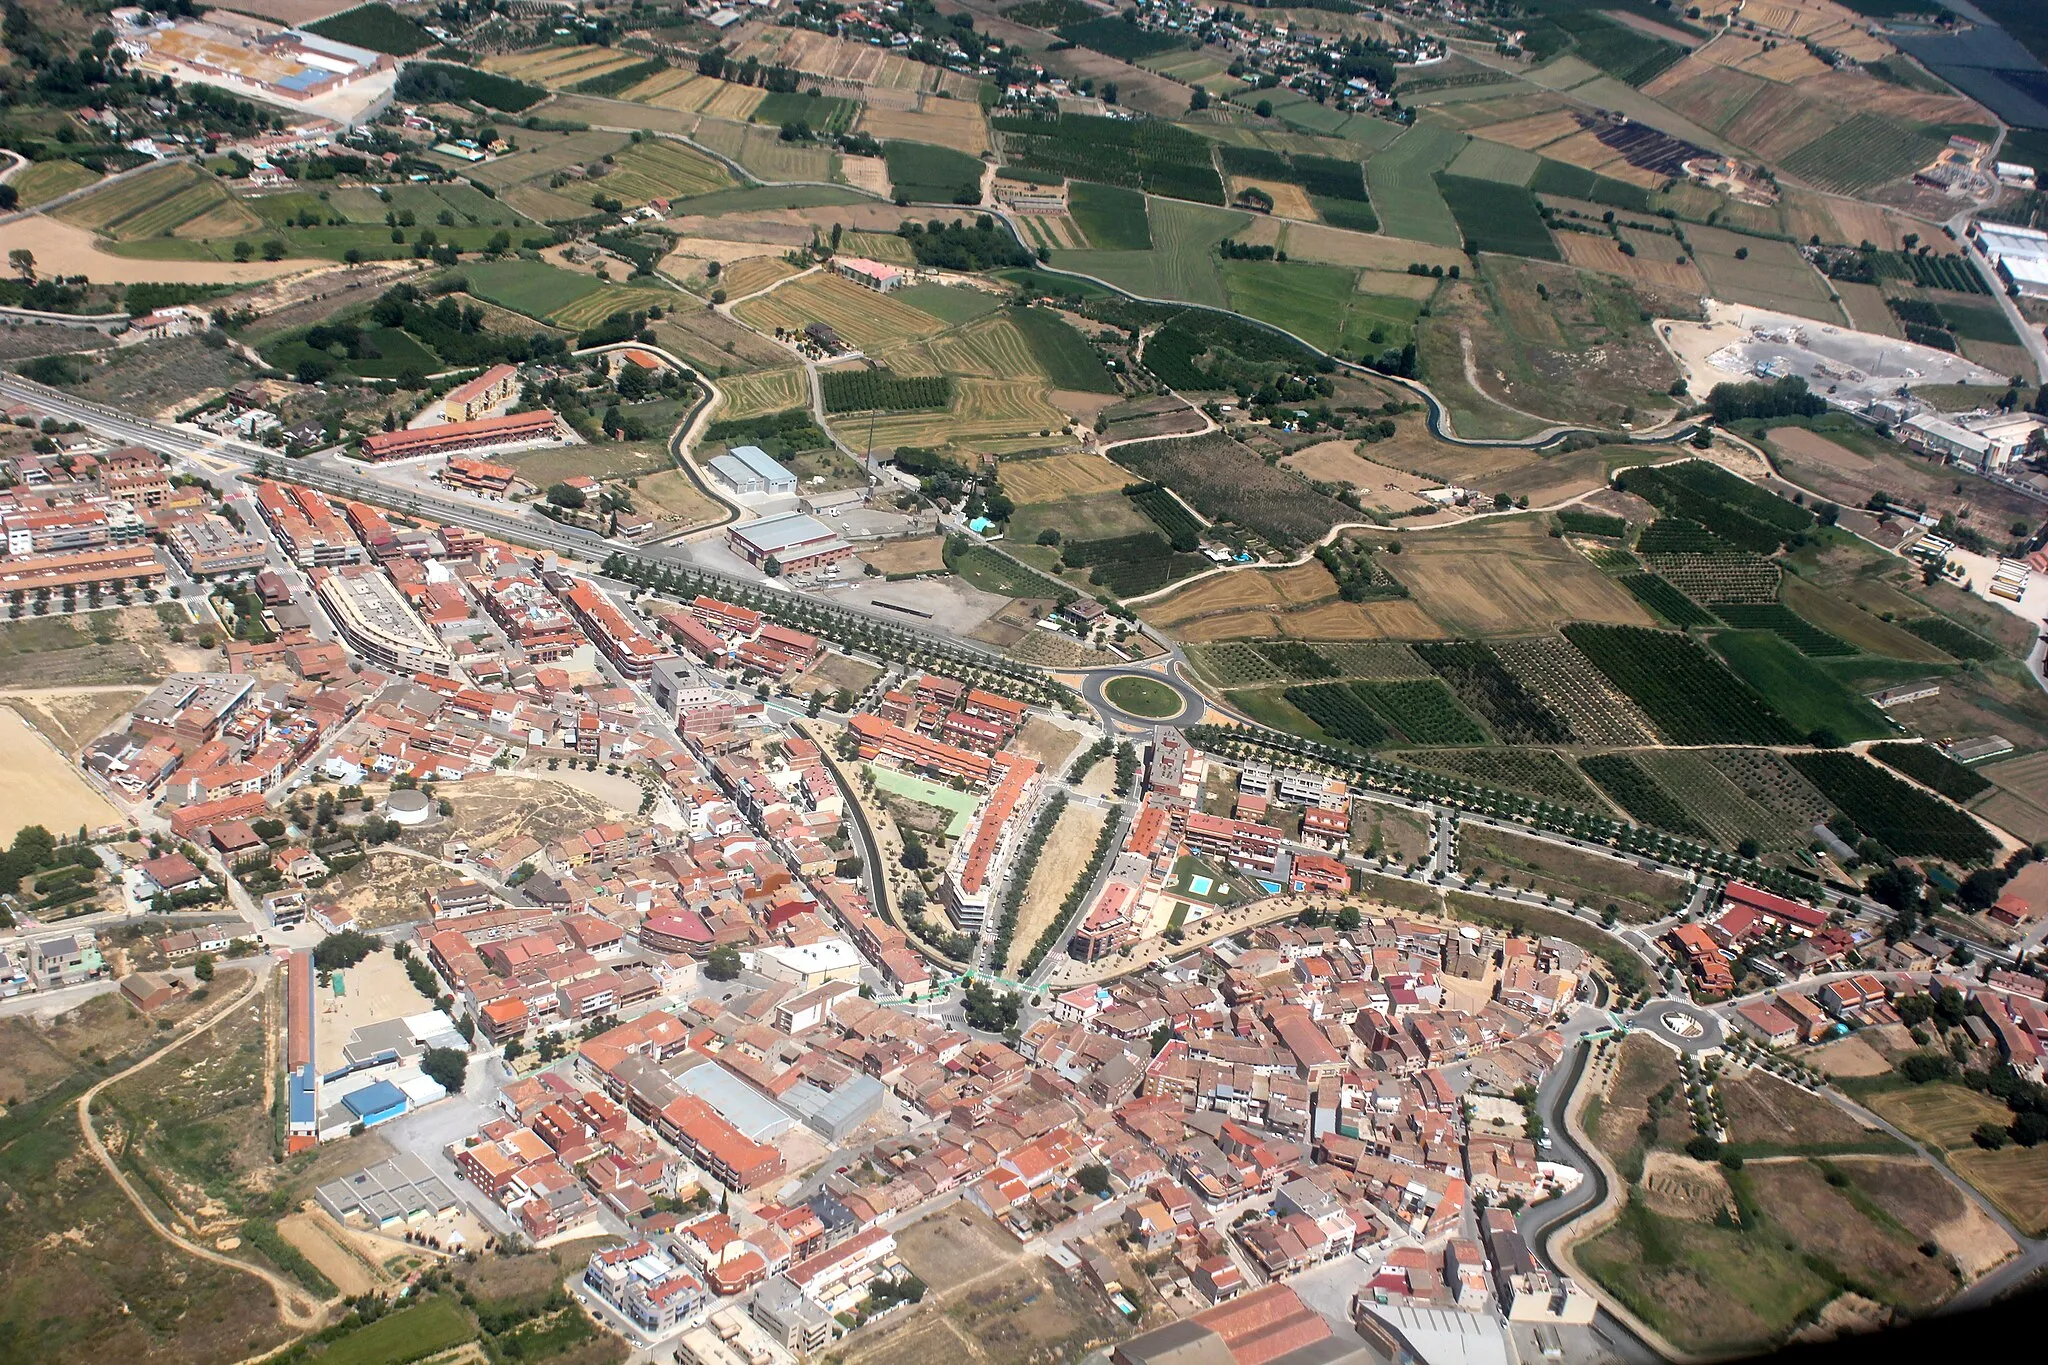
1627,997 -> 1724,1054
1083,668 -> 1207,727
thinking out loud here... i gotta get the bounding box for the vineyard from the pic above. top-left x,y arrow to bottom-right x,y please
1618,461 -> 1813,553
1286,682 -> 1391,747
1901,615 -> 2001,660
1189,642 -> 1286,686
1355,679 -> 1490,746
1581,754 -> 1714,841
1257,641 -> 1340,678
819,370 -> 953,413
1414,641 -> 1574,744
1619,573 -> 1716,628
1128,484 -> 1204,550
1490,635 -> 1659,746
1642,553 -> 1781,605
1711,604 -> 1854,656
1869,742 -> 1994,803
1787,751 -> 1998,864
1112,432 -> 1352,549
1561,624 -> 1800,745
1632,751 -> 1795,851
1777,113 -> 1944,196
1634,519 -> 1737,556
994,113 -> 1226,204
1557,511 -> 1627,538
1062,530 -> 1209,596
1434,174 -> 1559,261
1703,748 -> 1836,832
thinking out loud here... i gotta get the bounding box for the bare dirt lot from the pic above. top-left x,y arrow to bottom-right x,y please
1281,441 -> 1437,513
859,536 -> 949,576
278,1210 -> 381,1296
1803,1034 -> 1892,1078
8,217 -> 313,283
1004,801 -> 1106,976
1718,1068 -> 1885,1151
0,705 -> 123,841
1010,716 -> 1084,772
1834,1155 -> 2016,1279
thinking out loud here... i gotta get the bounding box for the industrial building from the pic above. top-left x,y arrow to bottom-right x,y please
705,444 -> 798,496
724,512 -> 852,574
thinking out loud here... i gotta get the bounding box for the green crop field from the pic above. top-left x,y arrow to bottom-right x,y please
1435,175 -> 1559,260
1057,16 -> 1189,62
1445,138 -> 1539,185
305,2 -> 435,54
1364,124 -> 1465,247
1070,182 -> 1152,251
1219,260 -> 1421,356
753,90 -> 857,133
1707,629 -> 1888,740
456,260 -> 605,320
9,159 -> 98,206
1055,197 -> 1248,308
894,283 -> 1004,325
1010,306 -> 1117,391
884,140 -> 986,204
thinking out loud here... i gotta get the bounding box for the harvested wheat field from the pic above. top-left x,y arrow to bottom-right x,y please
716,368 -> 809,421
1387,521 -> 1653,635
861,98 -> 991,155
846,380 -> 1068,457
1283,599 -> 1444,639
1230,177 -> 1318,220
718,255 -> 804,296
1004,802 -> 1107,976
860,536 -> 948,575
1470,110 -> 1584,150
1000,451 -> 1136,503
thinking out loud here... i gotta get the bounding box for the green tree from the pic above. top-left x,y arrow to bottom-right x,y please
420,1046 -> 468,1092
706,944 -> 743,980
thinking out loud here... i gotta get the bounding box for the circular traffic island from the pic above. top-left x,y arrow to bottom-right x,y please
1102,674 -> 1187,720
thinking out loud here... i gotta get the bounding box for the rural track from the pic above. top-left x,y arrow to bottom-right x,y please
75,970 -> 333,1334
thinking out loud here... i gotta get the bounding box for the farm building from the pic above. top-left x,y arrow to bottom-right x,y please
804,323 -> 846,355
707,445 -> 798,496
830,256 -> 907,292
726,512 -> 853,574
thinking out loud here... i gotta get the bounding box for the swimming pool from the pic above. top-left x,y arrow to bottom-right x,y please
1188,874 -> 1214,896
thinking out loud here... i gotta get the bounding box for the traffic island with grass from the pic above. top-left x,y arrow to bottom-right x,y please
1103,674 -> 1186,718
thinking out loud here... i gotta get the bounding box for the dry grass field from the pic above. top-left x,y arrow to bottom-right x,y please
2,687 -> 146,755
700,253 -> 799,296
729,27 -> 936,91
626,468 -> 727,530
1469,109 -> 1584,150
1141,562 -> 1445,641
860,536 -> 949,575
1868,1084 -> 2014,1153
1004,803 -> 1106,976
1279,221 -> 1465,271
735,271 -> 947,350
1229,176 -> 1318,220
1557,231 -> 1708,292
716,366 -> 808,420
998,452 -> 1134,503
1949,1144 -> 2048,1237
1385,519 -> 1652,635
842,231 -> 917,265
1281,441 -> 1437,513
484,45 -> 644,87
0,706 -> 123,841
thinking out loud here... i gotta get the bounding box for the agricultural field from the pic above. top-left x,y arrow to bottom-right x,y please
598,139 -> 734,204
884,141 -> 986,204
1459,824 -> 1689,920
1436,175 -> 1559,260
1384,519 -> 1652,637
1489,635 -> 1660,746
54,163 -> 253,243
1219,260 -> 1423,357
1707,630 -> 1889,741
835,378 -> 1069,458
692,119 -> 836,183
716,367 -> 808,421
1562,624 -> 1800,745
1054,197 -> 1249,308
735,270 -> 949,351
1581,753 -> 1713,839
9,159 -> 99,207
1685,224 -> 1843,321
1787,750 -> 1998,864
1363,124 -> 1465,247
1112,431 -> 1352,551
